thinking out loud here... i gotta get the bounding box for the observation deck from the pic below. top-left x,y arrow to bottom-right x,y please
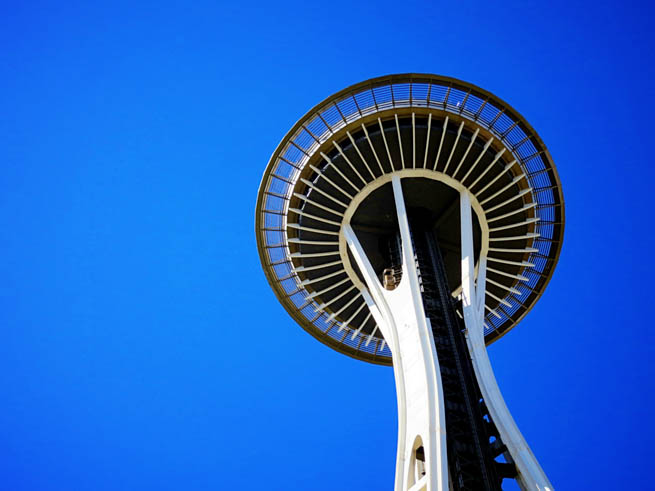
255,74 -> 564,365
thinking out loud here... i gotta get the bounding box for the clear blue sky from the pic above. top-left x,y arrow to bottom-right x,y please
1,1 -> 653,489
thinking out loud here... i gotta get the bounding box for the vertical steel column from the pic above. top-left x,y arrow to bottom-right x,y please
344,175 -> 448,491
459,191 -> 554,491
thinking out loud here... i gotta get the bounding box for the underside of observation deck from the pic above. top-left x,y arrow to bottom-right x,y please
256,74 -> 564,365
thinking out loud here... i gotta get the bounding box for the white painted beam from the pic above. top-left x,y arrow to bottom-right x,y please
459,190 -> 554,491
343,176 -> 448,491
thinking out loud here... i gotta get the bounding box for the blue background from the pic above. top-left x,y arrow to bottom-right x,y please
1,1 -> 653,489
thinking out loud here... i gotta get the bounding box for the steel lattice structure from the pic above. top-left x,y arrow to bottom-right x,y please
255,74 -> 564,491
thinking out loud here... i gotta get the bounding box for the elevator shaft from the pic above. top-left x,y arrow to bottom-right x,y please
384,214 -> 516,490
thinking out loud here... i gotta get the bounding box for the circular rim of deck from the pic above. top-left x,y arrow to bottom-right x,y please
255,73 -> 565,366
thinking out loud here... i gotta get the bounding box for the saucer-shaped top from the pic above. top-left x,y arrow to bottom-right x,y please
255,74 -> 564,365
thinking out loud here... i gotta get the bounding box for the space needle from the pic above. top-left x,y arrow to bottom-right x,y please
255,74 -> 564,490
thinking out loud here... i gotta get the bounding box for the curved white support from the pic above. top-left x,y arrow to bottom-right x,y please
343,175 -> 448,491
459,192 -> 554,491
342,177 -> 553,491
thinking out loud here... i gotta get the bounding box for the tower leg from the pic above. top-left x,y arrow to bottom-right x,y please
459,191 -> 554,491
344,175 -> 448,491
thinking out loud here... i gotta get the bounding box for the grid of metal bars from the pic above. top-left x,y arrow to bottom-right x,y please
256,74 -> 564,364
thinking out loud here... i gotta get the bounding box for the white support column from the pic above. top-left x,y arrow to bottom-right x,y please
459,191 -> 554,491
343,175 -> 448,491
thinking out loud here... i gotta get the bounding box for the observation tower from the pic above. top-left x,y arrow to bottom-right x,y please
255,74 -> 564,491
